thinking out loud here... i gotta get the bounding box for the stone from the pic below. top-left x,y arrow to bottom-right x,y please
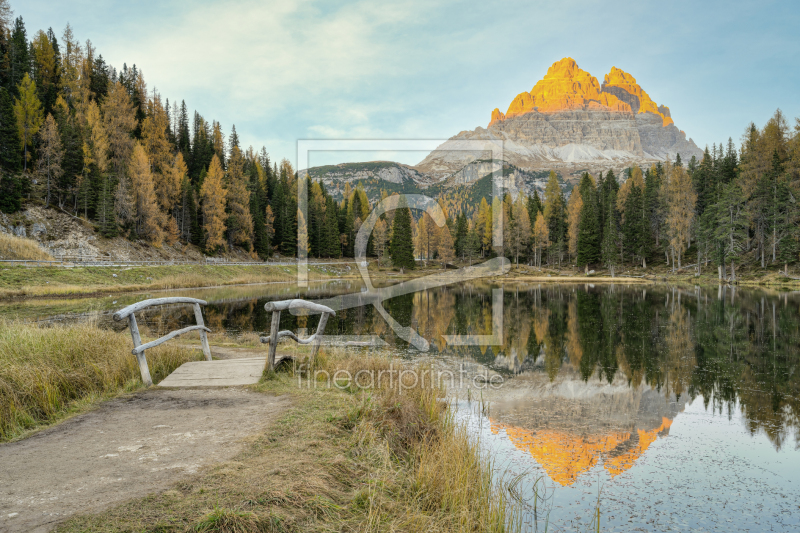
30,222 -> 46,237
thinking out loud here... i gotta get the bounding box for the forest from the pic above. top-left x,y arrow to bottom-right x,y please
1,0 -> 800,277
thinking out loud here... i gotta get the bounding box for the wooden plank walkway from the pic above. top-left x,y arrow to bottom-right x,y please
157,357 -> 267,387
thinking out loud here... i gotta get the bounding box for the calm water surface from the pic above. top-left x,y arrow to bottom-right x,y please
8,281 -> 799,531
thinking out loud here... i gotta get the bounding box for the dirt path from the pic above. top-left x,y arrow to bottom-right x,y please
0,388 -> 290,533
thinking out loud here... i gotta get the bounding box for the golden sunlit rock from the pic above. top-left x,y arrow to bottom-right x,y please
489,58 -> 674,127
602,66 -> 674,126
490,416 -> 674,486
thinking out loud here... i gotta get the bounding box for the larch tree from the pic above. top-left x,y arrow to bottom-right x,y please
476,197 -> 491,256
296,208 -> 309,258
225,146 -> 253,249
128,143 -> 164,245
265,204 -> 275,253
201,155 -> 227,252
438,223 -> 455,266
141,91 -> 172,200
0,0 -> 12,33
13,73 -> 44,171
533,211 -> 549,268
60,24 -> 83,107
101,81 -> 137,225
30,30 -> 59,114
566,187 -> 583,262
664,162 -> 697,270
373,217 -> 388,263
507,195 -> 531,265
102,81 -> 136,178
36,114 -> 64,206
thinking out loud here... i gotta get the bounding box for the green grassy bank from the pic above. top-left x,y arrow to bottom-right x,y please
0,263 -> 359,300
0,319 -> 202,441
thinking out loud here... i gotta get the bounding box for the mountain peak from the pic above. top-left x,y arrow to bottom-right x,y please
489,58 -> 675,127
602,66 -> 673,126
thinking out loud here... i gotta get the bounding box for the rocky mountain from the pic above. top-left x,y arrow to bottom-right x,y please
301,58 -> 702,206
298,161 -> 435,200
415,58 -> 703,179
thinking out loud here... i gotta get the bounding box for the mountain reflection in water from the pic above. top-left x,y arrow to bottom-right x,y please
486,369 -> 685,486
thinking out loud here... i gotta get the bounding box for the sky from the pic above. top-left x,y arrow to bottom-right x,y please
18,0 -> 800,170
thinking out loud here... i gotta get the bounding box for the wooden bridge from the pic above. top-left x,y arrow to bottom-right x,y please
114,297 -> 336,388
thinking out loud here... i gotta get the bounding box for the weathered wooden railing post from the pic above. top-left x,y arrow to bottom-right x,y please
193,303 -> 212,361
127,313 -> 152,386
114,297 -> 213,386
261,299 -> 336,372
267,309 -> 281,371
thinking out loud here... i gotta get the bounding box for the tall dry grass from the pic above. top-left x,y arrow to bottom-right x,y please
0,319 -> 201,441
0,232 -> 54,261
314,349 -> 522,532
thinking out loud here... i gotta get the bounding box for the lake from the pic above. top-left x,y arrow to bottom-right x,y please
7,280 -> 799,531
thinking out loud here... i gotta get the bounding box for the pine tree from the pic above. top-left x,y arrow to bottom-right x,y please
601,189 -> 619,276
97,175 -> 117,237
389,197 -> 415,269
0,87 -> 21,171
543,171 -> 567,265
454,212 -> 468,259
576,173 -> 600,267
0,173 -> 22,213
9,17 -> 29,96
13,73 -> 44,171
250,164 -> 270,259
200,155 -> 227,253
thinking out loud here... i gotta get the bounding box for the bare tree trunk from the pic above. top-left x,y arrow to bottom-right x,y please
642,257 -> 646,269
731,260 -> 736,282
718,265 -> 723,280
773,227 -> 777,263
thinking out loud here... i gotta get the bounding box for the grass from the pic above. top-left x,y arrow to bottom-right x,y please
0,263 -> 356,300
0,231 -> 54,261
55,347 -> 525,532
0,319 -> 203,441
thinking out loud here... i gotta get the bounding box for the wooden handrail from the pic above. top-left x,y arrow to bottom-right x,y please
133,325 -> 212,355
261,299 -> 334,371
113,297 -> 208,321
264,299 -> 336,315
113,297 -> 212,386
